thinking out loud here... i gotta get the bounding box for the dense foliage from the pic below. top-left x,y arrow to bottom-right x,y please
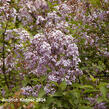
0,0 -> 109,109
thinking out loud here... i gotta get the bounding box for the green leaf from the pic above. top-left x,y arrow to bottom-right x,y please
56,100 -> 62,107
79,106 -> 93,109
38,88 -> 46,98
89,0 -> 101,6
89,75 -> 97,82
59,80 -> 67,91
99,82 -> 108,99
53,91 -> 63,97
79,85 -> 94,89
46,97 -> 55,105
97,97 -> 104,103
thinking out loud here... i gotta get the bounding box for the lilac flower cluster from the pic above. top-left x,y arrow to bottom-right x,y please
0,28 -> 30,75
21,85 -> 41,97
0,0 -> 17,23
25,29 -> 82,85
87,97 -> 107,109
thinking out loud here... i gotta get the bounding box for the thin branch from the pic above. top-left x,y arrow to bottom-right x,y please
2,22 -> 9,89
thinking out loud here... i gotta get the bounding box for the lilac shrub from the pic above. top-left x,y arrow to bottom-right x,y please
19,0 -> 83,95
2,29 -> 30,74
19,1 -> 109,108
23,29 -> 82,94
16,0 -> 99,97
0,0 -> 109,108
26,29 -> 82,78
0,28 -> 30,90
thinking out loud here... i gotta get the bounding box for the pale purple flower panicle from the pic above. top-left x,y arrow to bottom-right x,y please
25,28 -> 82,88
21,85 -> 41,97
94,102 -> 106,109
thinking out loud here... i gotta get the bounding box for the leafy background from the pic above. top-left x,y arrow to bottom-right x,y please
0,0 -> 109,109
